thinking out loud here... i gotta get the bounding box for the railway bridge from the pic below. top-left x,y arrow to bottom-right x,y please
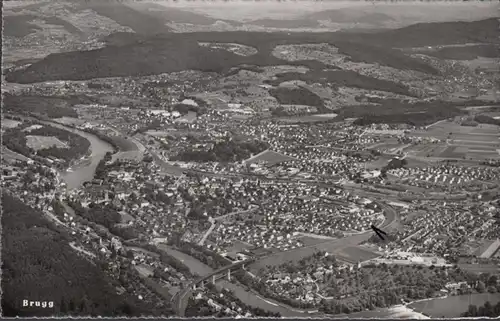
174,258 -> 255,316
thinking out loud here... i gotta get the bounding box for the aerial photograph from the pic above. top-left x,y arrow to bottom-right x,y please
1,0 -> 500,318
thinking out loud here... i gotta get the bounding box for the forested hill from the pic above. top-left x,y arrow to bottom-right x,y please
1,193 -> 166,317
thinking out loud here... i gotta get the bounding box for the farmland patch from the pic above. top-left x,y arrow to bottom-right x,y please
198,42 -> 258,56
245,150 -> 296,165
335,246 -> 381,263
1,119 -> 22,129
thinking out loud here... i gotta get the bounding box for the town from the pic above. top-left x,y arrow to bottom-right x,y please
2,2 -> 500,318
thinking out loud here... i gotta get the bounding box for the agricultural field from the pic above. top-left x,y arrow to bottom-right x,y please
457,263 -> 500,275
119,212 -> 135,224
297,236 -> 333,247
53,117 -> 86,126
111,151 -> 143,163
248,232 -> 373,273
198,42 -> 258,56
276,113 -> 338,123
1,146 -> 31,163
26,135 -> 69,151
406,121 -> 500,159
245,150 -> 296,165
224,240 -> 253,255
334,246 -> 381,264
1,119 -> 22,129
414,121 -> 499,139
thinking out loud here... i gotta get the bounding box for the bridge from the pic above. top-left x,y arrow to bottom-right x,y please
174,258 -> 255,316
191,259 -> 254,290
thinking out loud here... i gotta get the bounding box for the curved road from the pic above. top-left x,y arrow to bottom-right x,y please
253,202 -> 397,269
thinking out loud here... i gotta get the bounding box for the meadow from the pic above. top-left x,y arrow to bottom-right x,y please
249,233 -> 373,272
245,150 -> 296,165
334,246 -> 381,264
407,121 -> 500,160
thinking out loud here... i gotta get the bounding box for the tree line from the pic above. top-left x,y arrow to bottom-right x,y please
171,138 -> 269,163
462,301 -> 500,317
1,193 -> 167,317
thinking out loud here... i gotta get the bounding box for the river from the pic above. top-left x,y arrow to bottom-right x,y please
38,120 -> 114,189
157,245 -> 500,319
157,245 -> 320,317
408,293 -> 500,318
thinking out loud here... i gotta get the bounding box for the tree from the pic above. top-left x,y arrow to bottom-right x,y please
477,281 -> 486,293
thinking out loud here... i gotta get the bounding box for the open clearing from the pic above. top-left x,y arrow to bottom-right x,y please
277,113 -> 338,123
334,246 -> 381,263
245,150 -> 296,165
406,121 -> 500,159
198,42 -> 258,56
119,212 -> 135,223
2,147 -> 31,162
1,119 -> 22,129
412,121 -> 499,141
249,233 -> 373,272
26,135 -> 69,150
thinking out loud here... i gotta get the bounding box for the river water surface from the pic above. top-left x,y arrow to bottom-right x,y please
41,119 -> 499,318
157,245 -> 500,319
157,245 -> 319,317
40,121 -> 114,189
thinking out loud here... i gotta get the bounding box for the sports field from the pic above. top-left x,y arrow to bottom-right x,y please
26,135 -> 69,151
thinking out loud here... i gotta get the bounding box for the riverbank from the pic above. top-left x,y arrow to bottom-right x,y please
41,120 -> 115,189
329,304 -> 430,319
408,292 -> 500,318
157,244 -> 318,317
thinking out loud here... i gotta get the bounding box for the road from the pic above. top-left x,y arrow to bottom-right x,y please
198,221 -> 216,246
199,207 -> 259,246
252,201 -> 398,267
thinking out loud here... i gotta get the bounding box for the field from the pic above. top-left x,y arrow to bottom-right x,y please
198,42 -> 258,56
225,240 -> 253,255
248,233 -> 373,272
334,246 -> 381,263
297,236 -> 334,247
407,121 -> 500,160
111,151 -> 143,163
1,119 -> 22,129
26,135 -> 69,151
364,155 -> 393,170
245,150 -> 296,165
277,113 -> 338,123
119,212 -> 135,224
457,263 -> 500,274
53,117 -> 86,126
109,136 -> 138,152
1,147 -> 31,163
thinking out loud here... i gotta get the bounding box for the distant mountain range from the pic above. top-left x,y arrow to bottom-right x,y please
5,18 -> 498,84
